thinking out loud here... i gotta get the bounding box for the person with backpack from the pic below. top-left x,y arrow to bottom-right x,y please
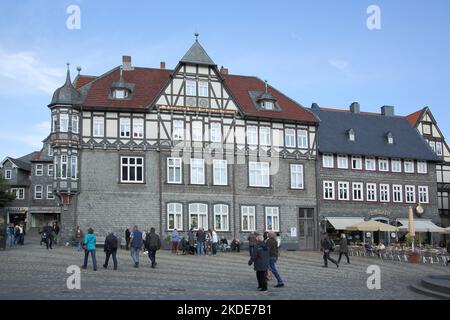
321,233 -> 339,268
82,228 -> 97,271
103,232 -> 118,270
129,225 -> 143,268
338,233 -> 350,264
144,227 -> 161,268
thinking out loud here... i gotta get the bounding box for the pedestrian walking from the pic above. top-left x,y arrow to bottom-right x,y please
125,226 -> 131,251
144,227 -> 161,268
130,226 -> 143,268
196,228 -> 206,255
75,225 -> 83,251
82,228 -> 97,271
211,229 -> 218,255
103,232 -> 118,270
6,223 -> 14,248
247,232 -> 257,256
40,223 -> 54,250
248,235 -> 270,292
171,229 -> 180,253
266,231 -> 284,287
321,233 -> 339,268
338,233 -> 350,264
53,222 -> 60,245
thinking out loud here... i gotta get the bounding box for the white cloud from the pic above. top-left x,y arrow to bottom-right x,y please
328,59 -> 349,71
0,50 -> 65,95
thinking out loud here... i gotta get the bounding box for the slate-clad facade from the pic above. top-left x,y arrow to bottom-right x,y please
48,39 -> 320,250
311,104 -> 440,244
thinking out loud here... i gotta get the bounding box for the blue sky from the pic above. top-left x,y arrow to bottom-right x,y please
0,0 -> 449,160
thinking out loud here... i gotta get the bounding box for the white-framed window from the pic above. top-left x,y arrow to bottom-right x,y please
190,159 -> 205,185
378,158 -> 389,172
387,134 -> 394,144
214,204 -> 229,231
198,81 -> 208,97
213,160 -> 228,186
5,169 -> 12,179
46,185 -> 54,199
192,121 -> 203,142
297,129 -> 308,149
247,126 -> 258,145
48,146 -> 53,157
113,89 -> 128,99
48,164 -> 54,177
189,203 -> 208,231
241,206 -> 256,231
322,154 -> 334,168
249,162 -> 270,187
436,142 -> 443,156
290,164 -> 304,189
262,101 -> 274,110
285,129 -> 296,148
423,124 -> 432,135
210,122 -> 222,143
60,114 -> 69,132
393,185 -> 403,203
60,155 -> 68,179
132,118 -> 144,139
404,160 -> 414,173
35,164 -> 43,176
348,130 -> 355,141
52,115 -> 57,132
429,141 -> 436,153
338,181 -> 350,201
259,127 -> 271,146
352,156 -> 362,170
167,158 -> 182,184
186,80 -> 196,96
418,186 -> 429,204
120,156 -> 144,183
337,155 -> 348,169
323,181 -> 335,200
173,120 -> 184,141
352,182 -> 364,201
167,203 -> 183,231
71,156 -> 78,179
120,118 -> 131,138
71,115 -> 79,134
391,159 -> 402,173
366,183 -> 377,202
380,184 -> 390,202
265,207 -> 280,232
417,161 -> 427,174
365,157 -> 376,171
405,185 -> 416,203
93,116 -> 104,137
34,185 -> 43,200
11,188 -> 24,200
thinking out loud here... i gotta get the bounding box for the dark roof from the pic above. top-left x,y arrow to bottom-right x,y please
223,75 -> 317,123
311,107 -> 439,161
50,67 -> 83,106
180,40 -> 215,66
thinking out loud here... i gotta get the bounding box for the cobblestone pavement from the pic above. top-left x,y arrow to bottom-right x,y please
0,238 -> 448,300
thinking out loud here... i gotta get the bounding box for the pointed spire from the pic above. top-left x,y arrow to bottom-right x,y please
65,63 -> 71,84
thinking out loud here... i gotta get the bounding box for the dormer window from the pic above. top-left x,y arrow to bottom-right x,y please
348,129 -> 355,141
387,132 -> 394,144
262,101 -> 274,110
113,89 -> 129,99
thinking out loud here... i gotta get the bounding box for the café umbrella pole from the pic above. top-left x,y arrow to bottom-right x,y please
408,206 -> 415,253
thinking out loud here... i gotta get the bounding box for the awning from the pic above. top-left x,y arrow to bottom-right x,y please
326,217 -> 365,230
396,219 -> 446,233
347,220 -> 398,232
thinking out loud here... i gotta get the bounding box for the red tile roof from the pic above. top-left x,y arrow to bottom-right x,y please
223,75 -> 317,123
74,75 -> 96,89
406,108 -> 425,127
82,67 -> 172,109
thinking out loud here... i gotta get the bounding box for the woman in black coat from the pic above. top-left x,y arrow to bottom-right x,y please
248,236 -> 270,291
338,233 -> 350,264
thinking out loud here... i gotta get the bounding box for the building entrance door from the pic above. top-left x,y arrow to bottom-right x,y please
299,208 -> 315,250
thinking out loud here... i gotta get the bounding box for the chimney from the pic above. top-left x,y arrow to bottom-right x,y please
220,66 -> 229,75
350,102 -> 360,113
311,103 -> 320,110
122,55 -> 132,71
160,61 -> 166,70
381,105 -> 395,117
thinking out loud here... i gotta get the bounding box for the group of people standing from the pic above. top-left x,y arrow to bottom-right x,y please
5,223 -> 25,247
247,231 -> 284,292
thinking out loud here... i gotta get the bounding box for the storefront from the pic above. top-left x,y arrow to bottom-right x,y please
6,207 -> 28,228
29,207 -> 61,229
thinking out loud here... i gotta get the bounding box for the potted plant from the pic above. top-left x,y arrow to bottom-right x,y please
405,233 -> 420,263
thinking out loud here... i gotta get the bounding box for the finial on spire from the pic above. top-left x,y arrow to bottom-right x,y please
195,32 -> 199,41
76,66 -> 82,75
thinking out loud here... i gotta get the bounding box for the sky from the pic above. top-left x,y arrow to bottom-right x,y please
0,0 -> 449,160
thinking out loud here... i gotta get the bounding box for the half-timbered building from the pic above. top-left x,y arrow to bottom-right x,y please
48,39 -> 319,249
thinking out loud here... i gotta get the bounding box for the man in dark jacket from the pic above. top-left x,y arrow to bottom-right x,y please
125,227 -> 131,251
144,227 -> 161,268
40,223 -> 54,250
196,228 -> 206,255
103,232 -> 118,270
247,232 -> 257,256
130,226 -> 143,268
321,233 -> 339,268
248,236 -> 270,291
338,233 -> 350,264
266,231 -> 284,288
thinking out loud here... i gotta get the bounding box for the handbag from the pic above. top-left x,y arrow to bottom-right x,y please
266,270 -> 273,281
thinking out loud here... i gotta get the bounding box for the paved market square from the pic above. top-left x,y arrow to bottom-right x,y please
1,236 -> 448,300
